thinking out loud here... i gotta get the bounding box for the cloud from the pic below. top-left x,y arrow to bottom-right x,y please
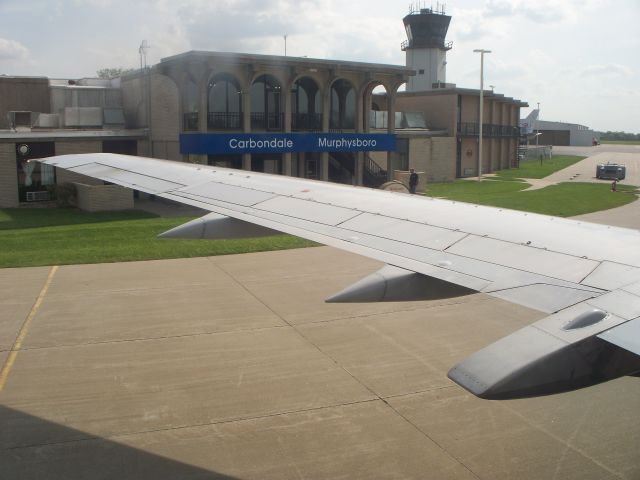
0,37 -> 30,62
581,64 -> 634,77
485,0 -> 516,17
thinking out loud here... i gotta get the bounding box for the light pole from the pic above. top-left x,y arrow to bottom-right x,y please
536,102 -> 540,149
284,34 -> 288,56
474,49 -> 491,180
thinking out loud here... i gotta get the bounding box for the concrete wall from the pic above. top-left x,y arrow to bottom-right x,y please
0,77 -> 50,129
75,183 -> 133,212
0,143 -> 19,207
405,48 -> 447,92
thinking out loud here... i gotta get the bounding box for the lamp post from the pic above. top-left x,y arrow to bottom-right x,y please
284,34 -> 288,56
536,101 -> 540,150
474,49 -> 491,180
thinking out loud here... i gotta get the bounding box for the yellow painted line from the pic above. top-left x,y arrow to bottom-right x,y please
0,265 -> 59,393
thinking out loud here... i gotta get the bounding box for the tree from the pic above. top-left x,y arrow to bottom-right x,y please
96,67 -> 135,79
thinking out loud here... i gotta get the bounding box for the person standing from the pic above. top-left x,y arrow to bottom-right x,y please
409,168 -> 419,194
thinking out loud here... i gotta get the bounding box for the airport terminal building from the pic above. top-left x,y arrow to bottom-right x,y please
0,6 -> 526,208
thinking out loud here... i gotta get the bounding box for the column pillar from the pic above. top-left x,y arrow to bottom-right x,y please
283,79 -> 292,176
386,90 -> 397,181
320,84 -> 331,181
242,87 -> 252,171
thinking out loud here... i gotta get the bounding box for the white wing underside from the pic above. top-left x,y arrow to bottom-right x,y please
41,154 -> 640,362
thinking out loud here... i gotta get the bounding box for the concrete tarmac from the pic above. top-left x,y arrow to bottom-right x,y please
2,236 -> 640,479
524,144 -> 640,191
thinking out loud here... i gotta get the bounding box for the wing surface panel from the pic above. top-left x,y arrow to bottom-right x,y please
582,262 -> 640,291
446,235 -> 600,284
179,181 -> 277,207
598,318 -> 640,356
488,284 -> 601,314
70,162 -> 186,193
586,288 -> 640,320
339,213 -> 468,251
252,196 -> 362,226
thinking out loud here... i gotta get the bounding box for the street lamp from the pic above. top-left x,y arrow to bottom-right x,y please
536,102 -> 540,152
474,49 -> 491,180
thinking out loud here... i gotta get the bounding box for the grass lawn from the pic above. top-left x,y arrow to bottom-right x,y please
494,155 -> 585,180
426,181 -> 637,217
0,209 -> 316,268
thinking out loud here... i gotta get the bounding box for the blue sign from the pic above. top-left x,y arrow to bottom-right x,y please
180,133 -> 396,155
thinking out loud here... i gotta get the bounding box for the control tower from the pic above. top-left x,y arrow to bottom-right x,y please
401,3 -> 452,91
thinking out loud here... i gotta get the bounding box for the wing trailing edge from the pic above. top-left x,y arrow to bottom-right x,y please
326,264 -> 475,303
159,212 -> 281,240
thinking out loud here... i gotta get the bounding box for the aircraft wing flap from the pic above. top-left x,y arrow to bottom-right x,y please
69,162 -> 186,193
254,196 -> 362,226
581,261 -> 640,291
178,181 -> 277,207
598,317 -> 640,356
339,212 -> 468,251
488,284 -> 602,314
586,286 -> 640,320
446,235 -> 600,285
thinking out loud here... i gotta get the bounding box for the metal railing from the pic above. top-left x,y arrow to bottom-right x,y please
207,112 -> 242,130
364,155 -> 388,188
291,113 -> 323,131
250,112 -> 284,131
458,122 -> 520,138
183,112 -> 198,131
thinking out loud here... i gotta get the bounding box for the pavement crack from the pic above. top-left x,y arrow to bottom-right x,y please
6,398 -> 381,451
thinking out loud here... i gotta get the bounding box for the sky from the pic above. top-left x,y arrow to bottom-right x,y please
0,0 -> 638,133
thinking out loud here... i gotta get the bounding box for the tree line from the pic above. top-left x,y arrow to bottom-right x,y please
597,131 -> 640,141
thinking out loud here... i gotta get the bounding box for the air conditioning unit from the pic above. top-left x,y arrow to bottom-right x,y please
26,191 -> 50,202
33,113 -> 60,128
8,111 -> 33,129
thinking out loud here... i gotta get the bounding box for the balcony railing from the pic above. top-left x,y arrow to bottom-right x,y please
208,112 -> 242,130
183,112 -> 198,131
291,113 -> 323,131
250,112 -> 284,131
458,122 -> 520,138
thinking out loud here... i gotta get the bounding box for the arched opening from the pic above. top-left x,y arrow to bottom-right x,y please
330,79 -> 356,130
183,77 -> 198,131
251,74 -> 282,131
207,73 -> 242,130
291,77 -> 322,131
361,83 -> 391,188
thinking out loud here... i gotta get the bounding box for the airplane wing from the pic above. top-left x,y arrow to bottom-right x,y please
39,153 -> 640,399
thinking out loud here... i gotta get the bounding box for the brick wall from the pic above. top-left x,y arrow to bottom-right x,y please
0,143 -> 19,207
150,74 -> 180,143
75,183 -> 133,212
407,136 -> 456,183
394,93 -> 456,133
0,77 -> 50,129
